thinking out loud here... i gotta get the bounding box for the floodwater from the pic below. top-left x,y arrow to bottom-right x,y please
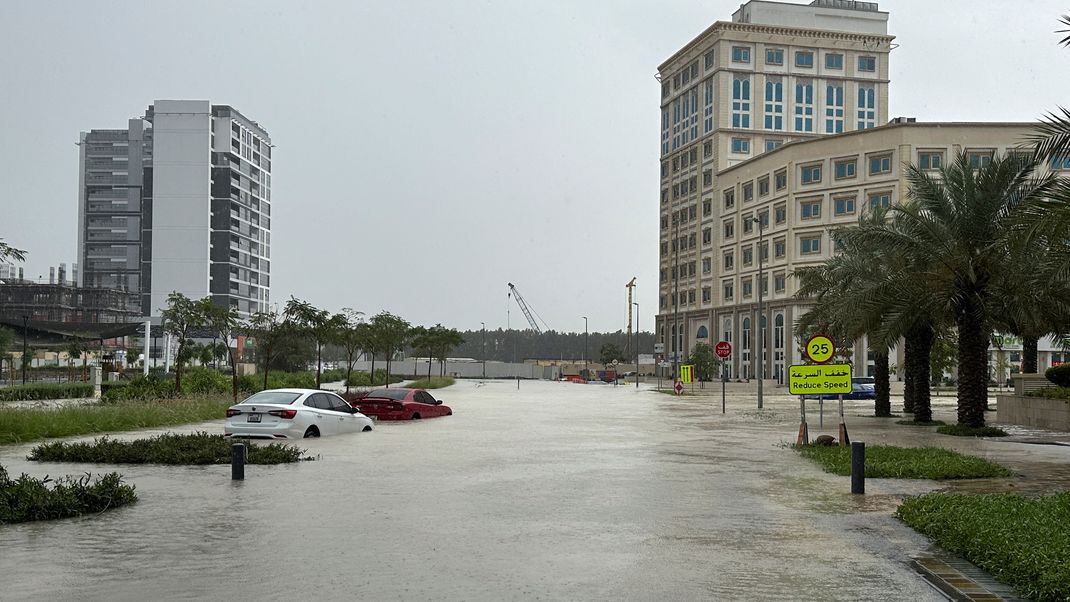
2,379 -> 1029,601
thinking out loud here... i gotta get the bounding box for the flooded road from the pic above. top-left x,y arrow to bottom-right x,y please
0,380 -> 976,600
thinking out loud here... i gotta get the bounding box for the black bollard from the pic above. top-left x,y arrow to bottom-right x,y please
232,443 -> 246,481
851,441 -> 865,494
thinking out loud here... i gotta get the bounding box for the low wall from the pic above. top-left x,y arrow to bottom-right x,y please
997,394 -> 1070,431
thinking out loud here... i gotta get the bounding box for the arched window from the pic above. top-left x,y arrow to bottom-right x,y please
697,325 -> 709,339
742,318 -> 751,350
723,319 -> 732,343
774,314 -> 785,349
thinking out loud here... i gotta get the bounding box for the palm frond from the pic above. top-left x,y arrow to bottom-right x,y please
1028,107 -> 1070,162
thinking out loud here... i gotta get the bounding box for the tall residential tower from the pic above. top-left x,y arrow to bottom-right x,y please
78,100 -> 272,318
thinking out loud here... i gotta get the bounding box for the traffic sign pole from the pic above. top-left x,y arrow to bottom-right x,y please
838,394 -> 850,445
797,396 -> 809,446
715,341 -> 731,415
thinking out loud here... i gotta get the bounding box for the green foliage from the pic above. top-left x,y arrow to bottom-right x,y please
344,369 -> 399,388
895,419 -> 946,426
0,467 -> 137,524
897,491 -> 1070,601
0,383 -> 93,402
936,424 -> 1009,437
100,375 -> 178,402
160,292 -> 206,393
407,377 -> 455,390
796,444 -> 1011,479
929,329 -> 958,384
28,432 -> 306,465
0,397 -> 232,445
1045,363 -> 1070,388
686,343 -> 721,381
1026,387 -> 1070,401
598,343 -> 625,365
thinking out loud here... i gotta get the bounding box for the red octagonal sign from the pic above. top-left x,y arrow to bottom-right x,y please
715,341 -> 732,359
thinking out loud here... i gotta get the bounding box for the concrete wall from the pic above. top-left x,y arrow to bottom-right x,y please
344,360 -> 559,381
997,394 -> 1070,432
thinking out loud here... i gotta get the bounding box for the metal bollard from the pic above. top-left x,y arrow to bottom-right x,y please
232,443 -> 246,481
851,441 -> 865,494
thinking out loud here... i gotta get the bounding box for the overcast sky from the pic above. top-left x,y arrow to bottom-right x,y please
2,1 -> 1069,333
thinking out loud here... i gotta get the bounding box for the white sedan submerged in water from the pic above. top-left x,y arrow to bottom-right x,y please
224,388 -> 374,439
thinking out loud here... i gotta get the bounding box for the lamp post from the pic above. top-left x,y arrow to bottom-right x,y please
582,316 -> 588,380
481,321 -> 486,379
633,302 -> 640,389
751,215 -> 766,410
21,314 -> 29,385
672,214 -> 680,384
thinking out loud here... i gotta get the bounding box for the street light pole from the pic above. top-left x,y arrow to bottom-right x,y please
582,316 -> 588,380
672,214 -> 680,384
21,314 -> 29,385
481,321 -> 486,379
752,215 -> 765,410
633,302 -> 640,389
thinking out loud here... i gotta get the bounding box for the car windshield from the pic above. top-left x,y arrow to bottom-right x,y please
240,391 -> 302,405
368,389 -> 408,400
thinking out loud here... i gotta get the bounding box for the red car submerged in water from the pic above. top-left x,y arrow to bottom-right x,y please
346,388 -> 452,420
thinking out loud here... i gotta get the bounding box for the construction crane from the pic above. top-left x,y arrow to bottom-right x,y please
507,283 -> 549,334
624,277 -> 637,356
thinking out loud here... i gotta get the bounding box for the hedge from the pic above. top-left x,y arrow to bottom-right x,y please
0,383 -> 94,402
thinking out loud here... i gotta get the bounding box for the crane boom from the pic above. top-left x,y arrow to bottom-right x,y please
507,283 -> 545,334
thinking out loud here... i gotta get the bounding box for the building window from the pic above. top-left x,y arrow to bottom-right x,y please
731,138 -> 751,153
743,182 -> 754,202
732,46 -> 751,63
868,192 -> 891,210
703,79 -> 715,134
742,278 -> 753,298
702,287 -> 712,303
869,153 -> 892,175
723,281 -> 734,301
774,204 -> 786,224
825,84 -> 844,134
765,139 -> 784,152
834,196 -> 857,216
800,164 -> 822,184
857,85 -> 876,129
723,189 -> 735,210
800,199 -> 821,219
967,150 -> 994,169
794,80 -> 814,132
834,159 -> 856,179
703,169 -> 713,187
742,246 -> 754,266
702,228 -> 712,245
724,251 -> 734,270
704,49 -> 716,69
774,273 -> 786,293
774,169 -> 787,190
774,238 -> 786,258
724,220 -> 735,239
764,78 -> 784,130
743,215 -> 754,234
703,199 -> 712,216
732,76 -> 751,128
858,56 -> 876,72
703,257 -> 711,273
919,151 -> 944,170
688,290 -> 695,304
800,235 -> 821,255
766,48 -> 784,65
825,53 -> 843,69
758,209 -> 769,229
703,140 -> 713,158
759,241 -> 769,262
795,51 -> 814,68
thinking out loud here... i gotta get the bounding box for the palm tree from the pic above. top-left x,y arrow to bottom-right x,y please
844,153 -> 1056,427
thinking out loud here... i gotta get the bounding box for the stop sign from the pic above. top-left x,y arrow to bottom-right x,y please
715,341 -> 732,358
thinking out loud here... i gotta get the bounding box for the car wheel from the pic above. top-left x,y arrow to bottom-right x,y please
303,426 -> 320,438
362,425 -> 372,432
411,413 -> 421,420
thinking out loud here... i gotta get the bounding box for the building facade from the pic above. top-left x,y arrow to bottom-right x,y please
77,100 -> 272,318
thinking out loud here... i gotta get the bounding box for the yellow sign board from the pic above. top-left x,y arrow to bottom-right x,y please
788,364 -> 852,395
679,364 -> 694,384
805,334 -> 836,364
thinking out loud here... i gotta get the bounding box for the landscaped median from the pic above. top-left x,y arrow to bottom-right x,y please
0,462 -> 137,525
27,432 -> 308,465
796,444 -> 1011,479
406,376 -> 455,390
897,492 -> 1070,602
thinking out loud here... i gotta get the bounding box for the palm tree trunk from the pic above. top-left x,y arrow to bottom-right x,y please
956,310 -> 988,427
902,334 -> 916,414
874,351 -> 891,417
1022,335 -> 1039,374
912,325 -> 934,423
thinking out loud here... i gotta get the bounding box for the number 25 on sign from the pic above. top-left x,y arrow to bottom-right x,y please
805,334 -> 835,364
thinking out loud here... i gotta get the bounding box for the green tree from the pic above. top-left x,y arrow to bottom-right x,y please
247,309 -> 286,390
0,327 -> 13,382
434,327 -> 465,377
686,343 -> 721,382
332,308 -> 367,393
200,299 -> 245,402
160,292 -> 205,394
369,312 -> 411,387
284,297 -> 339,388
599,343 -> 624,366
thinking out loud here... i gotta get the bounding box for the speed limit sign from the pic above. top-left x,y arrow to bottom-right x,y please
804,333 -> 835,364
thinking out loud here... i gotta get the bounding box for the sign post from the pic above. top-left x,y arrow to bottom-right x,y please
789,360 -> 852,446
715,341 -> 732,414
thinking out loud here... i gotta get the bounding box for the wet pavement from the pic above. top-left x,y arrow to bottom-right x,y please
2,380 -> 1067,601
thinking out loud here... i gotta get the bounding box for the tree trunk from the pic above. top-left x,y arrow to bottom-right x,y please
1022,335 -> 1039,374
230,347 -> 239,402
874,350 -> 892,417
385,353 -> 392,388
903,334 -> 916,414
427,353 -> 432,381
345,353 -> 354,394
956,309 -> 989,427
175,343 -> 184,394
370,355 -> 376,387
262,343 -> 271,391
315,342 -> 322,388
912,325 -> 934,423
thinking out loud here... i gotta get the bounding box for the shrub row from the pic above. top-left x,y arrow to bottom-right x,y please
1045,363 -> 1070,388
406,377 -> 455,390
935,424 -> 1008,437
0,463 -> 137,524
1026,386 -> 1070,401
0,383 -> 94,402
897,491 -> 1070,601
345,369 -> 401,388
28,432 -> 306,465
796,444 -> 1011,479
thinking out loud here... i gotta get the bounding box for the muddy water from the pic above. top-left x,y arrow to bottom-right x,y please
1,381 -> 966,600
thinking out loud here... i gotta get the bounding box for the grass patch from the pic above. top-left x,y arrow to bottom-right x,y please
0,397 -> 232,446
0,383 -> 94,402
796,444 -> 1011,479
895,419 -> 947,426
1025,387 -> 1070,401
406,377 -> 455,390
936,424 -> 1008,437
28,432 -> 306,465
897,492 -> 1070,601
0,463 -> 137,524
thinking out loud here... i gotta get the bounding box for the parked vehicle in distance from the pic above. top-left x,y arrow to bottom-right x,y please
802,377 -> 876,400
224,389 -> 374,439
346,387 -> 452,421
